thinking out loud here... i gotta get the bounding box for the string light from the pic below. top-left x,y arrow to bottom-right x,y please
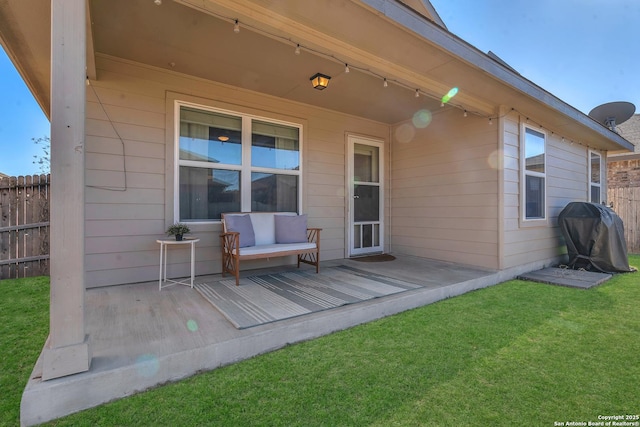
175,1 -> 607,151
179,2 -> 473,111
481,108 -> 598,151
154,0 -> 162,5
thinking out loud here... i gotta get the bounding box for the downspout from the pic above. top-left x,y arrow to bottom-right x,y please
388,125 -> 393,253
497,106 -> 507,270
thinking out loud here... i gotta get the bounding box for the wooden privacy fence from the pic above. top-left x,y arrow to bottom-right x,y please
608,187 -> 640,254
0,174 -> 50,279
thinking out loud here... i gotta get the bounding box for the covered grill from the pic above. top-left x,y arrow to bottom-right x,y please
558,202 -> 632,273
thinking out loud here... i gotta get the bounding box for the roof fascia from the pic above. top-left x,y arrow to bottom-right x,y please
361,0 -> 634,152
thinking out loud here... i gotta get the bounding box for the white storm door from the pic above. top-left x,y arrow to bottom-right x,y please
348,136 -> 384,256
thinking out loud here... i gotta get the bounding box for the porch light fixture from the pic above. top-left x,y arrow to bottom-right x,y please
310,73 -> 331,90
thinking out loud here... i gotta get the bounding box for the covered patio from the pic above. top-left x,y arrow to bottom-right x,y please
4,1 -> 635,425
21,256 -> 513,426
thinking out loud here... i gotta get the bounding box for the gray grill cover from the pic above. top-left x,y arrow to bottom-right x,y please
558,202 -> 631,273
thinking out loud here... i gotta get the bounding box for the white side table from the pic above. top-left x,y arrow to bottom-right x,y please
157,238 -> 200,291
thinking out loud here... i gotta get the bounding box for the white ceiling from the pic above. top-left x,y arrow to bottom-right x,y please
89,0 -> 444,124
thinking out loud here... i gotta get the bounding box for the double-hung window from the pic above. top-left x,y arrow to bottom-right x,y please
522,126 -> 546,220
176,103 -> 301,221
589,151 -> 602,204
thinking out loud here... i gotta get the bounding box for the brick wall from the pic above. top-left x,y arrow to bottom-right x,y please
608,159 -> 640,188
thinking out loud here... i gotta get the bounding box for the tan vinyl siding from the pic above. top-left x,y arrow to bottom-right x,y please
85,54 -> 388,287
390,109 -> 500,269
501,111 -> 591,269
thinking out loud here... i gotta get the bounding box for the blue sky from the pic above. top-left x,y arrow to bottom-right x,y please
1,1 -> 639,176
0,48 -> 50,176
430,0 -> 640,114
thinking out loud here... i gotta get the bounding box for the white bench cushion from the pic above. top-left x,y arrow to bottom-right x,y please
237,242 -> 316,256
248,213 -> 276,245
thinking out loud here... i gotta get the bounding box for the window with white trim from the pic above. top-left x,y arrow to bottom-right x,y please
589,150 -> 602,204
176,103 -> 301,221
523,126 -> 546,220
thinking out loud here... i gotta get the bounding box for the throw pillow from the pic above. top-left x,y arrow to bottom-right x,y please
225,214 -> 256,247
275,214 -> 308,244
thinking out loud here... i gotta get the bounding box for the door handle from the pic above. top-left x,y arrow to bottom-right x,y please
353,195 -> 360,199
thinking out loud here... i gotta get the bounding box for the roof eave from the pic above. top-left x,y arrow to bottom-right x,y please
362,0 -> 634,152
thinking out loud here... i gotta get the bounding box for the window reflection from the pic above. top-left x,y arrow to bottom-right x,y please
251,120 -> 299,170
525,175 -> 545,219
354,144 -> 379,183
251,173 -> 298,212
180,108 -> 242,165
177,105 -> 302,220
179,167 -> 240,220
591,152 -> 601,184
525,128 -> 545,173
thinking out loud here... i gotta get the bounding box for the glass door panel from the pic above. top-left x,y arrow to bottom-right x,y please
350,140 -> 383,256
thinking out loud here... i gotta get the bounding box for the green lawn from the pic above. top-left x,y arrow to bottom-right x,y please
2,257 -> 639,427
0,276 -> 49,427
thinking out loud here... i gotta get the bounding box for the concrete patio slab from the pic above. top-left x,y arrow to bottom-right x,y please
20,255 -> 555,426
518,267 -> 612,288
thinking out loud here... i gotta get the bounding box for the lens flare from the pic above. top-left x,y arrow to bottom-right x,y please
412,109 -> 432,129
394,123 -> 415,144
136,354 -> 159,378
441,87 -> 459,105
487,149 -> 504,170
187,319 -> 198,332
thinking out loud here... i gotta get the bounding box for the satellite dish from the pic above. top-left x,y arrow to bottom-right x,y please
588,101 -> 636,132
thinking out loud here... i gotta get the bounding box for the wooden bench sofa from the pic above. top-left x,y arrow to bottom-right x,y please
220,212 -> 321,285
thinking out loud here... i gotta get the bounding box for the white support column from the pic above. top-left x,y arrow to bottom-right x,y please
42,0 -> 92,381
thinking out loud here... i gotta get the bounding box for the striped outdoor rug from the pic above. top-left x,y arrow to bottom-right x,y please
195,265 -> 423,329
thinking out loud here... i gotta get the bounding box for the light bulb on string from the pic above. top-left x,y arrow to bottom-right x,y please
415,89 -> 420,98
295,44 -> 301,55
345,64 -> 350,73
383,78 -> 388,88
233,20 -> 240,33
